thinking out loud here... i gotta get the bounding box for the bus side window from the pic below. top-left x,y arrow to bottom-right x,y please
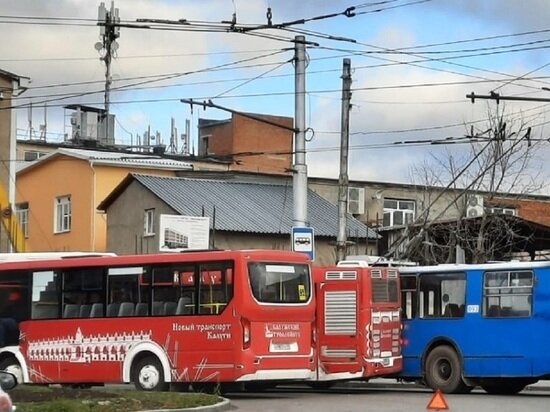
32,271 -> 60,319
198,262 -> 234,315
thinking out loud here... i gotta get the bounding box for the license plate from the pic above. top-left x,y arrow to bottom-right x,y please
270,342 -> 298,352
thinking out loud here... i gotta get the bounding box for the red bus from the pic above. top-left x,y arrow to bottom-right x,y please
312,261 -> 402,385
0,250 -> 315,391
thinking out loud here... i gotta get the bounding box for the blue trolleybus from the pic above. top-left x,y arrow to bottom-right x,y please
398,261 -> 550,394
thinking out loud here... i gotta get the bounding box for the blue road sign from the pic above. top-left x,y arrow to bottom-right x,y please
292,226 -> 315,260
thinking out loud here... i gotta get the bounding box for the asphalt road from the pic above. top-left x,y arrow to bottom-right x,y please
225,383 -> 550,412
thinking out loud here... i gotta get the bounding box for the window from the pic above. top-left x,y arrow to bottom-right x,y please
199,134 -> 211,156
371,277 -> 399,303
383,199 -> 415,227
23,151 -> 47,162
348,187 -> 365,215
16,203 -> 29,238
483,270 -> 533,317
107,267 -> 143,317
54,195 -> 71,233
249,262 -> 310,304
0,272 -> 30,322
486,206 -> 516,216
138,261 -> 234,316
150,264 -> 196,315
144,209 -> 155,236
198,262 -> 234,314
400,275 -> 418,320
61,268 -> 104,318
418,273 -> 466,319
32,271 -> 60,319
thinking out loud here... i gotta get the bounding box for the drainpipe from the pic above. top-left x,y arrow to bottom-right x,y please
90,160 -> 97,251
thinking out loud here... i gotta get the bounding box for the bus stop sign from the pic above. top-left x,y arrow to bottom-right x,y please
292,226 -> 315,261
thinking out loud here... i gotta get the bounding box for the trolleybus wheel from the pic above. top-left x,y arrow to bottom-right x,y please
132,356 -> 168,391
0,357 -> 23,385
480,378 -> 533,395
425,345 -> 470,394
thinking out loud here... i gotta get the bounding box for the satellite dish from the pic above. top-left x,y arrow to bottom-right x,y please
94,42 -> 103,51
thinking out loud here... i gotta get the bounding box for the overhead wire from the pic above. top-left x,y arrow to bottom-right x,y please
2,49 -> 291,110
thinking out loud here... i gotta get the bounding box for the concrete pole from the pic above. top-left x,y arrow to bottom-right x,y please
336,59 -> 352,262
104,7 -> 113,145
293,35 -> 308,227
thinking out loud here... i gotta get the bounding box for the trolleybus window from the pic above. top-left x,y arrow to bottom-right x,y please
418,273 -> 465,319
249,263 -> 310,303
400,275 -> 417,320
483,270 -> 533,317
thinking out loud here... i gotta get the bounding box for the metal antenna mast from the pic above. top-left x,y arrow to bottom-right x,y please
96,1 -> 120,142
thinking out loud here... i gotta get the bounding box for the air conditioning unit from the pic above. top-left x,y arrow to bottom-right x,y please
466,194 -> 484,217
348,187 -> 365,215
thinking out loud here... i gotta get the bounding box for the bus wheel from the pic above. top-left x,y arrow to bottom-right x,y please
0,357 -> 23,385
132,356 -> 168,391
481,378 -> 532,395
425,346 -> 469,394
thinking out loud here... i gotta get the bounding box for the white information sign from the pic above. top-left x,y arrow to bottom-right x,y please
159,215 -> 210,252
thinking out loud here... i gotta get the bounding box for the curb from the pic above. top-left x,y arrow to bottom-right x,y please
142,397 -> 232,412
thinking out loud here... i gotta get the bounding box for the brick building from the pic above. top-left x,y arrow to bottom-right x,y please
198,113 -> 293,175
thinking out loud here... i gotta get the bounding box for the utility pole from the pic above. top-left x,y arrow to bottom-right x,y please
336,58 -> 352,262
96,1 -> 120,145
293,35 -> 308,228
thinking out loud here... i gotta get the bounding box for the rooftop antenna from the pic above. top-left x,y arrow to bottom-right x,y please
181,118 -> 190,155
169,117 -> 177,154
27,102 -> 33,140
39,104 -> 47,140
96,1 -> 120,144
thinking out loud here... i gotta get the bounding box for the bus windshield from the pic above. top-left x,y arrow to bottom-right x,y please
248,262 -> 310,304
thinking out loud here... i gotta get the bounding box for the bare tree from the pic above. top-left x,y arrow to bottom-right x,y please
400,106 -> 546,264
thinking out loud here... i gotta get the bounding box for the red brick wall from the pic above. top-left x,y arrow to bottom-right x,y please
201,122 -> 233,156
199,113 -> 293,175
516,199 -> 550,226
230,114 -> 293,175
493,197 -> 550,226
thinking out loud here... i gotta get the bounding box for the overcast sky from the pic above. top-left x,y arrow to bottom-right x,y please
2,0 -> 550,186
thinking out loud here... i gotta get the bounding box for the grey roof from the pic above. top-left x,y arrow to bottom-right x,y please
18,147 -> 192,175
132,174 -> 377,239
